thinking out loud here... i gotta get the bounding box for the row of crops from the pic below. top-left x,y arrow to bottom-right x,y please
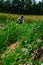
0,20 -> 43,50
0,13 -> 43,22
0,20 -> 43,65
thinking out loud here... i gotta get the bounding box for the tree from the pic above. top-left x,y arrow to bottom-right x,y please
18,0 -> 22,14
0,0 -> 43,15
3,0 -> 10,13
32,0 -> 37,14
0,0 -> 4,12
12,0 -> 19,14
25,0 -> 32,14
40,1 -> 43,15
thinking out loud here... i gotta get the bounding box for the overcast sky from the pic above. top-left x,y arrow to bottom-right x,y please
36,0 -> 41,3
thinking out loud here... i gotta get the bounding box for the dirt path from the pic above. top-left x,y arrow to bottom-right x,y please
0,24 -> 5,29
8,43 -> 17,50
5,42 -> 20,54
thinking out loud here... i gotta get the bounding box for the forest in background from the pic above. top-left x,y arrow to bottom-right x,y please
0,0 -> 43,15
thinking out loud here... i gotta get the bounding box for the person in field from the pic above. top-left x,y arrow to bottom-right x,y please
17,16 -> 24,24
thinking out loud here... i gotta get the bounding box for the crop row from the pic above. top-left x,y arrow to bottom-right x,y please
1,21 -> 43,65
0,13 -> 43,22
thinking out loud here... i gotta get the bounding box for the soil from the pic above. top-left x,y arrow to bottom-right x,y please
8,43 -> 17,50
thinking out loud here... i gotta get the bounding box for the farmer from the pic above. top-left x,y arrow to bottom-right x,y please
17,16 -> 24,24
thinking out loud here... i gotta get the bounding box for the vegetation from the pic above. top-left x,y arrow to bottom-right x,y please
0,0 -> 43,15
0,0 -> 43,65
0,13 -> 43,22
0,16 -> 43,65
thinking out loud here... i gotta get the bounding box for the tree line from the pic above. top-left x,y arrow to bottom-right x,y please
0,0 -> 43,15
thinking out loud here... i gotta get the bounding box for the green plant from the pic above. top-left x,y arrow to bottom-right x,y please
1,21 -> 43,65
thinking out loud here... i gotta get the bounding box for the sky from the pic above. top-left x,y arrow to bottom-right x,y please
36,0 -> 41,3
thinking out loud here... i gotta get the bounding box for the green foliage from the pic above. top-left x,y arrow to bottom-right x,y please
0,0 -> 43,14
0,20 -> 43,65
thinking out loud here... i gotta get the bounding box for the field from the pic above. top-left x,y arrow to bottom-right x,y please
0,13 -> 43,65
0,13 -> 43,22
